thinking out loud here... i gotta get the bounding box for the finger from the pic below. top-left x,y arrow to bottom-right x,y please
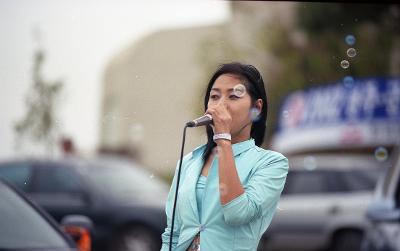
205,108 -> 216,116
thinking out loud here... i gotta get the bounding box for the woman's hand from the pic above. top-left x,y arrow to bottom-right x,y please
206,99 -> 232,134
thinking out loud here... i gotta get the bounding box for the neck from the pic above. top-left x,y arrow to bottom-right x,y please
231,122 -> 252,144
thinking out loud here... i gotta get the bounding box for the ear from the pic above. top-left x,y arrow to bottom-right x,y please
254,99 -> 263,112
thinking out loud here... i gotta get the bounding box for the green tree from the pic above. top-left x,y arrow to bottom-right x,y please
14,48 -> 63,156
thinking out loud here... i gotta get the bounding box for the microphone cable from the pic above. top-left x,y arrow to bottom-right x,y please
169,124 -> 188,251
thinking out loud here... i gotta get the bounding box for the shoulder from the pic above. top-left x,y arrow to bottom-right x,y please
176,144 -> 206,166
251,147 -> 289,169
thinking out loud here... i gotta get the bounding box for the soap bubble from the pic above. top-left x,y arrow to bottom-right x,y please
219,183 -> 228,196
303,156 -> 317,170
282,110 -> 290,119
347,48 -> 357,58
374,147 -> 388,162
249,107 -> 260,122
345,35 -> 356,46
233,84 -> 246,97
343,76 -> 355,88
340,60 -> 350,69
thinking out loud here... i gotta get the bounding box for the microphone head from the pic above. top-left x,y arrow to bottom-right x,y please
186,114 -> 212,127
186,121 -> 196,127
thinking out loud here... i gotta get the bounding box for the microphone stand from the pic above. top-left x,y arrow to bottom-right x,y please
169,124 -> 188,251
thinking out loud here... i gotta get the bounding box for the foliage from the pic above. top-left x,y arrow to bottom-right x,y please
14,49 -> 63,155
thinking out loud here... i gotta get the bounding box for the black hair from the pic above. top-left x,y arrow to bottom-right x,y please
202,62 -> 268,163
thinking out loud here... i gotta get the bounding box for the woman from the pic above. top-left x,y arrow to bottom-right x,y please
161,62 -> 289,251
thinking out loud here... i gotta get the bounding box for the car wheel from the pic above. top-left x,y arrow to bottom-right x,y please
331,230 -> 363,251
113,225 -> 159,251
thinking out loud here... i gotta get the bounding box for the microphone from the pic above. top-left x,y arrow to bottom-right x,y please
186,114 -> 213,127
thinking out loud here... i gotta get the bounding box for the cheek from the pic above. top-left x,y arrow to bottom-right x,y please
230,106 -> 250,122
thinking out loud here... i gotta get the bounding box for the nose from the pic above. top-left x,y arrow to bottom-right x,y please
220,98 -> 230,110
218,97 -> 228,107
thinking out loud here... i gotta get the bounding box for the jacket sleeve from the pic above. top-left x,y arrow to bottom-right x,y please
221,154 -> 289,226
160,159 -> 185,251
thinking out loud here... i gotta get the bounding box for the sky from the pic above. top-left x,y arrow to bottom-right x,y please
0,0 -> 229,158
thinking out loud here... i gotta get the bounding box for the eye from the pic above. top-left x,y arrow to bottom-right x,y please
210,94 -> 219,100
229,95 -> 240,99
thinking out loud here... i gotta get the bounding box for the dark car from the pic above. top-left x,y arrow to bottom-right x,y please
362,146 -> 400,251
0,156 -> 168,251
0,177 -> 77,251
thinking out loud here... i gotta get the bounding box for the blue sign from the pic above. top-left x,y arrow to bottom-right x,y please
278,77 -> 400,132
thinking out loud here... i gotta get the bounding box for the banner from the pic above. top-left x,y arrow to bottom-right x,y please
272,77 -> 400,154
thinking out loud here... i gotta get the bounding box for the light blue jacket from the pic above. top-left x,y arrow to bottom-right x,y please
161,138 -> 289,251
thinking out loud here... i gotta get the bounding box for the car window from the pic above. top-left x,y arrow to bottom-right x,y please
0,181 -> 71,249
82,160 -> 168,201
339,169 -> 380,192
282,169 -> 381,195
0,162 -> 33,191
282,171 -> 330,195
32,164 -> 84,194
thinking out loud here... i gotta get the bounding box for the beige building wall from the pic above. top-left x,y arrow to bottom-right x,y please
100,25 -> 225,174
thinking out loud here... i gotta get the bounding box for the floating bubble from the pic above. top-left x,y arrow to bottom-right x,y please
374,147 -> 388,162
219,183 -> 228,196
303,156 -> 317,170
283,110 -> 290,118
233,84 -> 246,97
347,48 -> 357,58
249,107 -> 260,122
343,76 -> 355,88
340,60 -> 350,69
345,35 -> 356,46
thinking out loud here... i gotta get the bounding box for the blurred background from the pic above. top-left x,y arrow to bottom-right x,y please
0,1 -> 399,251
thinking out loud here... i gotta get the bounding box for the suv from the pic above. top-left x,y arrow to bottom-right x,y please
259,153 -> 388,251
361,146 -> 400,251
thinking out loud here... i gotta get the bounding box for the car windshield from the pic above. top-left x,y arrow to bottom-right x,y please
282,169 -> 382,195
0,181 -> 71,249
81,159 -> 169,201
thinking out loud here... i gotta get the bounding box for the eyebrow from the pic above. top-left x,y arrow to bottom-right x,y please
210,88 -> 235,92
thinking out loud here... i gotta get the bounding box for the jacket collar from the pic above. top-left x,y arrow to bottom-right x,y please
191,138 -> 256,159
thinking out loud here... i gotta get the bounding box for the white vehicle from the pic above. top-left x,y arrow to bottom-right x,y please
259,153 -> 389,251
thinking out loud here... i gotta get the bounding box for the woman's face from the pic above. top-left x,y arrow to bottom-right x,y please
208,73 -> 260,135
